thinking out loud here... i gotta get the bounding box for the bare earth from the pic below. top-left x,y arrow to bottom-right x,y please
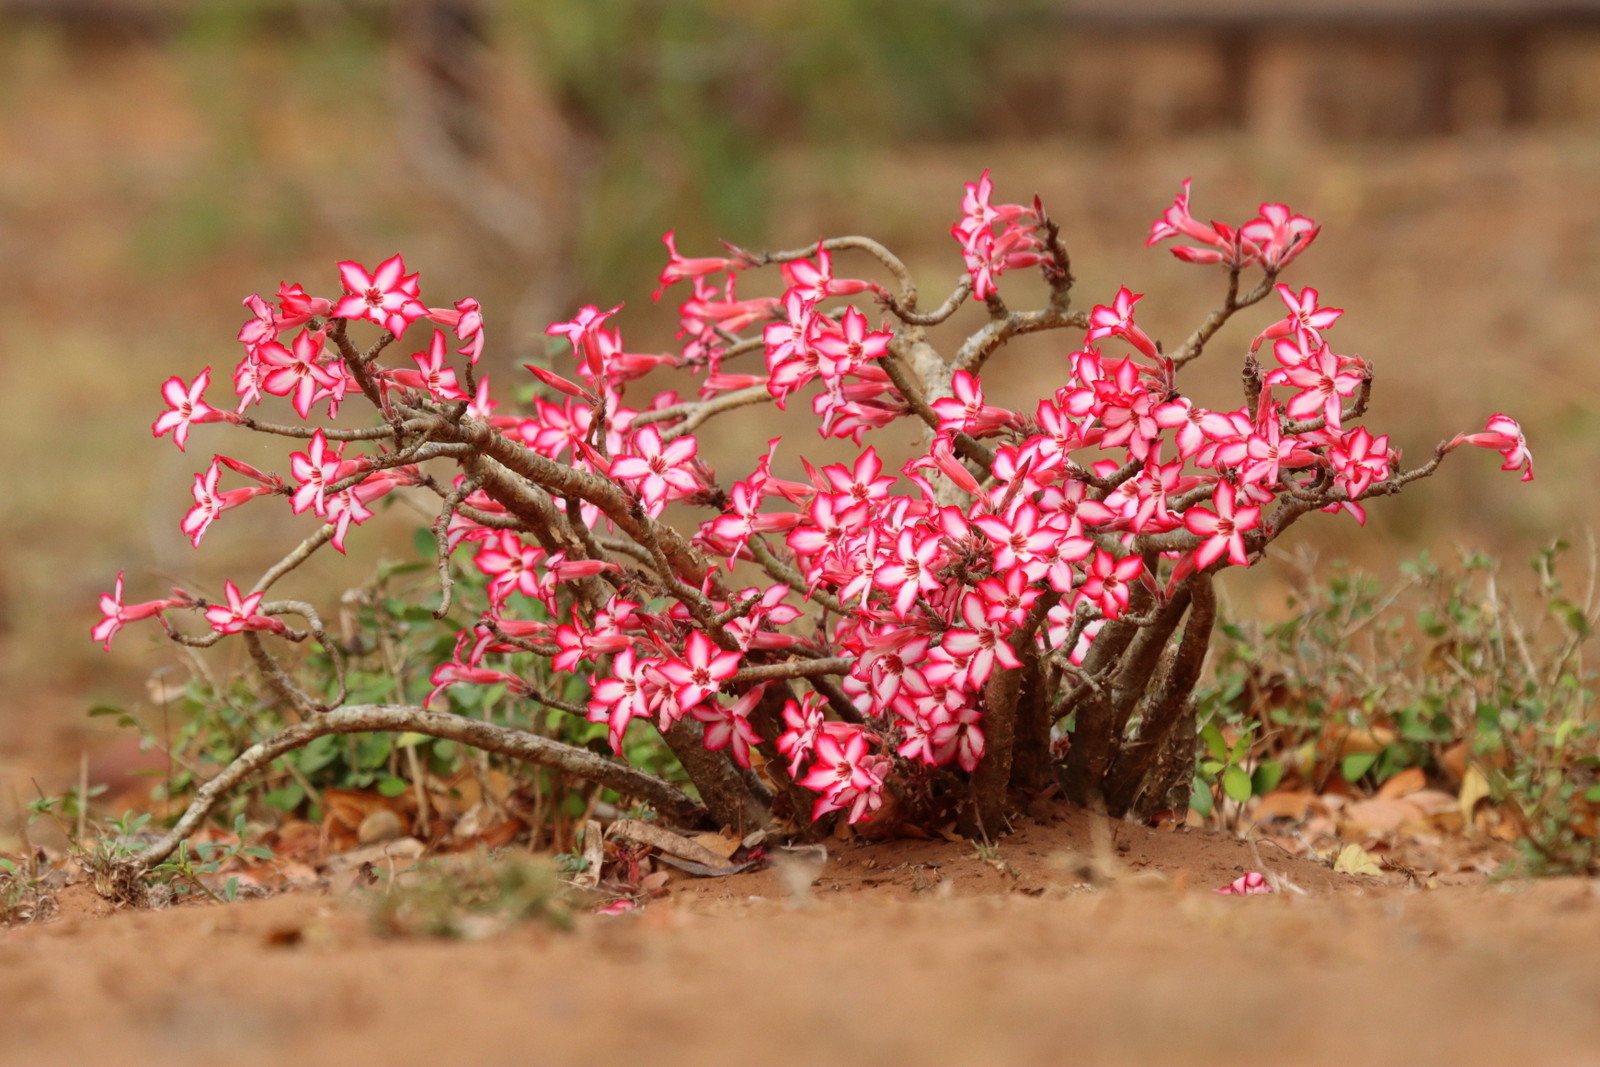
5,803 -> 1598,1067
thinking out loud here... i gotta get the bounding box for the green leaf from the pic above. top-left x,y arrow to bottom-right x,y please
376,776 -> 409,798
87,704 -> 127,718
1222,765 -> 1252,804
1189,778 -> 1214,817
413,527 -> 438,559
1341,751 -> 1379,782
1584,784 -> 1600,803
298,735 -> 339,775
263,784 -> 305,813
1251,760 -> 1285,796
1201,723 -> 1228,763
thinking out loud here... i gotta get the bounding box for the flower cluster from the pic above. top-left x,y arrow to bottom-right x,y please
99,176 -> 1533,831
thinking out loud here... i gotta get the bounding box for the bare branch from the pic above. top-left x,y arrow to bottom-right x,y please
127,704 -> 707,872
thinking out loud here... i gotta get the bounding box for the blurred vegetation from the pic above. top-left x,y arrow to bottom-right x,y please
1196,544 -> 1600,874
107,0 -> 1051,295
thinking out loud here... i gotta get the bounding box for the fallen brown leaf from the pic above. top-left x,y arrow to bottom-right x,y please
1343,797 -> 1425,836
1376,766 -> 1427,801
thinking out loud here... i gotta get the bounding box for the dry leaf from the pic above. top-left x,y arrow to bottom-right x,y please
1333,843 -> 1383,877
610,818 -> 736,871
1318,724 -> 1397,758
1438,740 -> 1471,784
1376,766 -> 1427,800
1343,797 -> 1424,836
688,831 -> 742,860
1458,765 -> 1492,821
1253,790 -> 1317,822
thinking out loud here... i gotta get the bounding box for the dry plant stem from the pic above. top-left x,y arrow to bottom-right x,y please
1170,269 -> 1278,368
431,475 -> 481,618
731,658 -> 852,685
966,592 -> 1059,836
235,416 -> 416,441
953,307 -> 1090,374
252,525 -> 337,596
1102,575 -> 1215,814
1060,583 -> 1153,809
663,718 -> 771,831
881,275 -> 973,326
243,633 -> 323,718
746,539 -> 850,617
127,704 -> 707,873
635,385 -> 771,440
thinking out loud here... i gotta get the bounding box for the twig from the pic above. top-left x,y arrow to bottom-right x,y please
127,704 -> 707,873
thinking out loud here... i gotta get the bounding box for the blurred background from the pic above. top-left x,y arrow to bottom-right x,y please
2,0 -> 1597,815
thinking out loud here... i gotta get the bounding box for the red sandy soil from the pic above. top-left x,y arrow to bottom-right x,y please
5,803 -> 1598,1067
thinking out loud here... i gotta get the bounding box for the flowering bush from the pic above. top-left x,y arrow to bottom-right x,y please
99,174 -> 1533,867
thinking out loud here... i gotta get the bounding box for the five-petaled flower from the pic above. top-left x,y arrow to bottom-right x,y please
1452,414 -> 1534,481
204,581 -> 289,636
153,368 -> 233,450
1184,480 -> 1262,569
93,573 -> 190,650
333,254 -> 427,336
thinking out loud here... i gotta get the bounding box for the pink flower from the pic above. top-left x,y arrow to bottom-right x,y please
873,528 -> 946,618
691,684 -> 768,769
588,648 -> 660,752
275,282 -> 331,327
1146,179 -> 1238,264
1250,285 -> 1342,353
182,459 -> 277,547
385,329 -> 468,400
92,573 -> 189,650
153,367 -> 232,451
798,728 -> 888,824
426,641 -> 529,709
1184,481 -> 1261,569
332,254 -> 427,336
1078,550 -> 1145,620
1087,287 -> 1159,361
426,296 -> 485,363
653,231 -> 749,301
781,245 -> 879,302
1215,872 -> 1272,895
1269,342 -> 1365,429
1453,414 -> 1534,482
257,328 -> 339,419
931,370 -> 1019,436
204,581 -> 289,636
609,426 -> 702,517
289,431 -> 347,516
812,305 -> 891,379
655,630 -> 742,714
546,304 -> 622,380
1240,203 -> 1319,270
474,531 -> 549,605
776,694 -> 828,777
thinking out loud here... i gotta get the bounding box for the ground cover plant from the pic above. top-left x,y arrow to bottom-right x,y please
92,173 -> 1536,880
1195,543 -> 1599,875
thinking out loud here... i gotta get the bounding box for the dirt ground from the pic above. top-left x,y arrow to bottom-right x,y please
5,803 -> 1598,1067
